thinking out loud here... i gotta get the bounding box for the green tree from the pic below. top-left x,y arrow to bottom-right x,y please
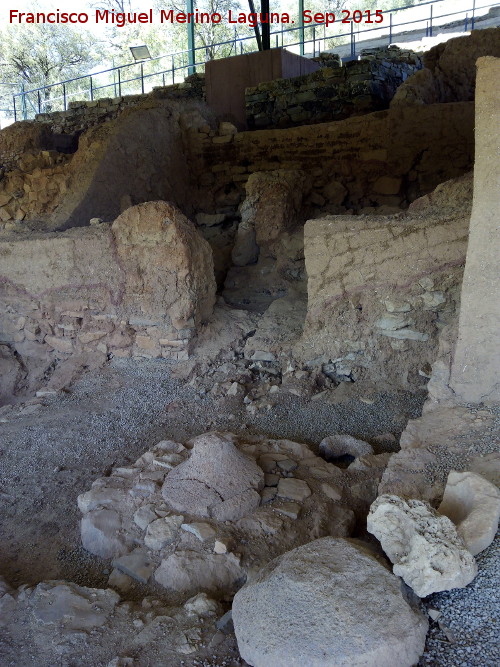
0,22 -> 105,114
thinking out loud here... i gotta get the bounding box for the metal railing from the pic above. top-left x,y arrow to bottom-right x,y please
10,0 -> 500,122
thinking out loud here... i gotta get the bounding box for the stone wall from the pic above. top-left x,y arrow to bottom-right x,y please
246,47 -> 421,129
194,102 -> 474,215
32,74 -> 206,137
295,174 -> 472,391
0,202 -> 215,378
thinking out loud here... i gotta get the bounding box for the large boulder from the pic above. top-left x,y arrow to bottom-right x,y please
367,494 -> 477,597
232,537 -> 428,667
161,432 -> 264,521
112,201 -> 216,329
438,470 -> 500,556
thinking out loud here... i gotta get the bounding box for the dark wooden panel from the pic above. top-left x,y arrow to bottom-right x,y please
205,48 -> 320,129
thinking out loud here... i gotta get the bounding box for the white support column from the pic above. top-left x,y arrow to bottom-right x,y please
450,56 -> 500,404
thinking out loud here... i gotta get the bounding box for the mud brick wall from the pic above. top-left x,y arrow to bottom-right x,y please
246,50 -> 421,129
193,101 -> 475,213
0,203 -> 215,363
295,174 -> 473,390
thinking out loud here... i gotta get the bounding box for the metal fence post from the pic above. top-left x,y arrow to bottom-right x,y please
118,68 -> 121,96
186,0 -> 196,74
299,0 -> 304,56
63,83 -> 67,111
13,95 -> 17,122
390,12 -> 393,44
351,21 -> 355,59
472,0 -> 476,30
90,77 -> 93,101
37,90 -> 41,113
141,63 -> 145,94
430,5 -> 433,37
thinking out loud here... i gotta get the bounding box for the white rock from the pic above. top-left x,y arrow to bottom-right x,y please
214,539 -> 229,554
438,471 -> 500,556
80,509 -> 129,559
181,522 -> 216,542
184,592 -> 220,616
367,494 -> 477,597
144,515 -> 183,550
319,434 -> 373,460
232,537 -> 428,667
154,551 -> 245,597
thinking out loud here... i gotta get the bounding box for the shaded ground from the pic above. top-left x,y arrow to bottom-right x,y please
1,358 -> 498,667
0,357 -> 423,589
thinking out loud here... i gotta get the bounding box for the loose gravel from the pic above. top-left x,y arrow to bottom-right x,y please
1,357 -> 498,666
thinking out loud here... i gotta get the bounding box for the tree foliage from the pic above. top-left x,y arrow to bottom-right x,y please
0,23 -> 103,89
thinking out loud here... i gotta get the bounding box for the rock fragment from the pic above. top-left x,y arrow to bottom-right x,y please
438,470 -> 500,555
81,509 -> 129,559
367,494 -> 477,597
154,550 -> 245,597
144,515 -> 183,550
112,549 -> 155,584
31,581 -> 120,630
276,478 -> 311,502
319,434 -> 373,460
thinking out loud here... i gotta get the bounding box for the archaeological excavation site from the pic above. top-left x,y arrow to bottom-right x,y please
0,24 -> 499,667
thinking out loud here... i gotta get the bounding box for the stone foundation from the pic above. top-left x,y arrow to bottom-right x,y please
0,202 -> 215,380
246,47 -> 421,129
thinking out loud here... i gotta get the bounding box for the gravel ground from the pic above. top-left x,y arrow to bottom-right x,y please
0,357 -> 423,588
1,357 -> 498,666
420,530 -> 500,667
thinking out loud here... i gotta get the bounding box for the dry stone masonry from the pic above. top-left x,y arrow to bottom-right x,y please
246,46 -> 421,129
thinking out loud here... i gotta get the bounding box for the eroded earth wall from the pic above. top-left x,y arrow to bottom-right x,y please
296,175 -> 472,390
0,97 -> 212,230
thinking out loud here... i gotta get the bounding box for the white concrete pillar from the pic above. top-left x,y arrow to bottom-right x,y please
450,57 -> 500,403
